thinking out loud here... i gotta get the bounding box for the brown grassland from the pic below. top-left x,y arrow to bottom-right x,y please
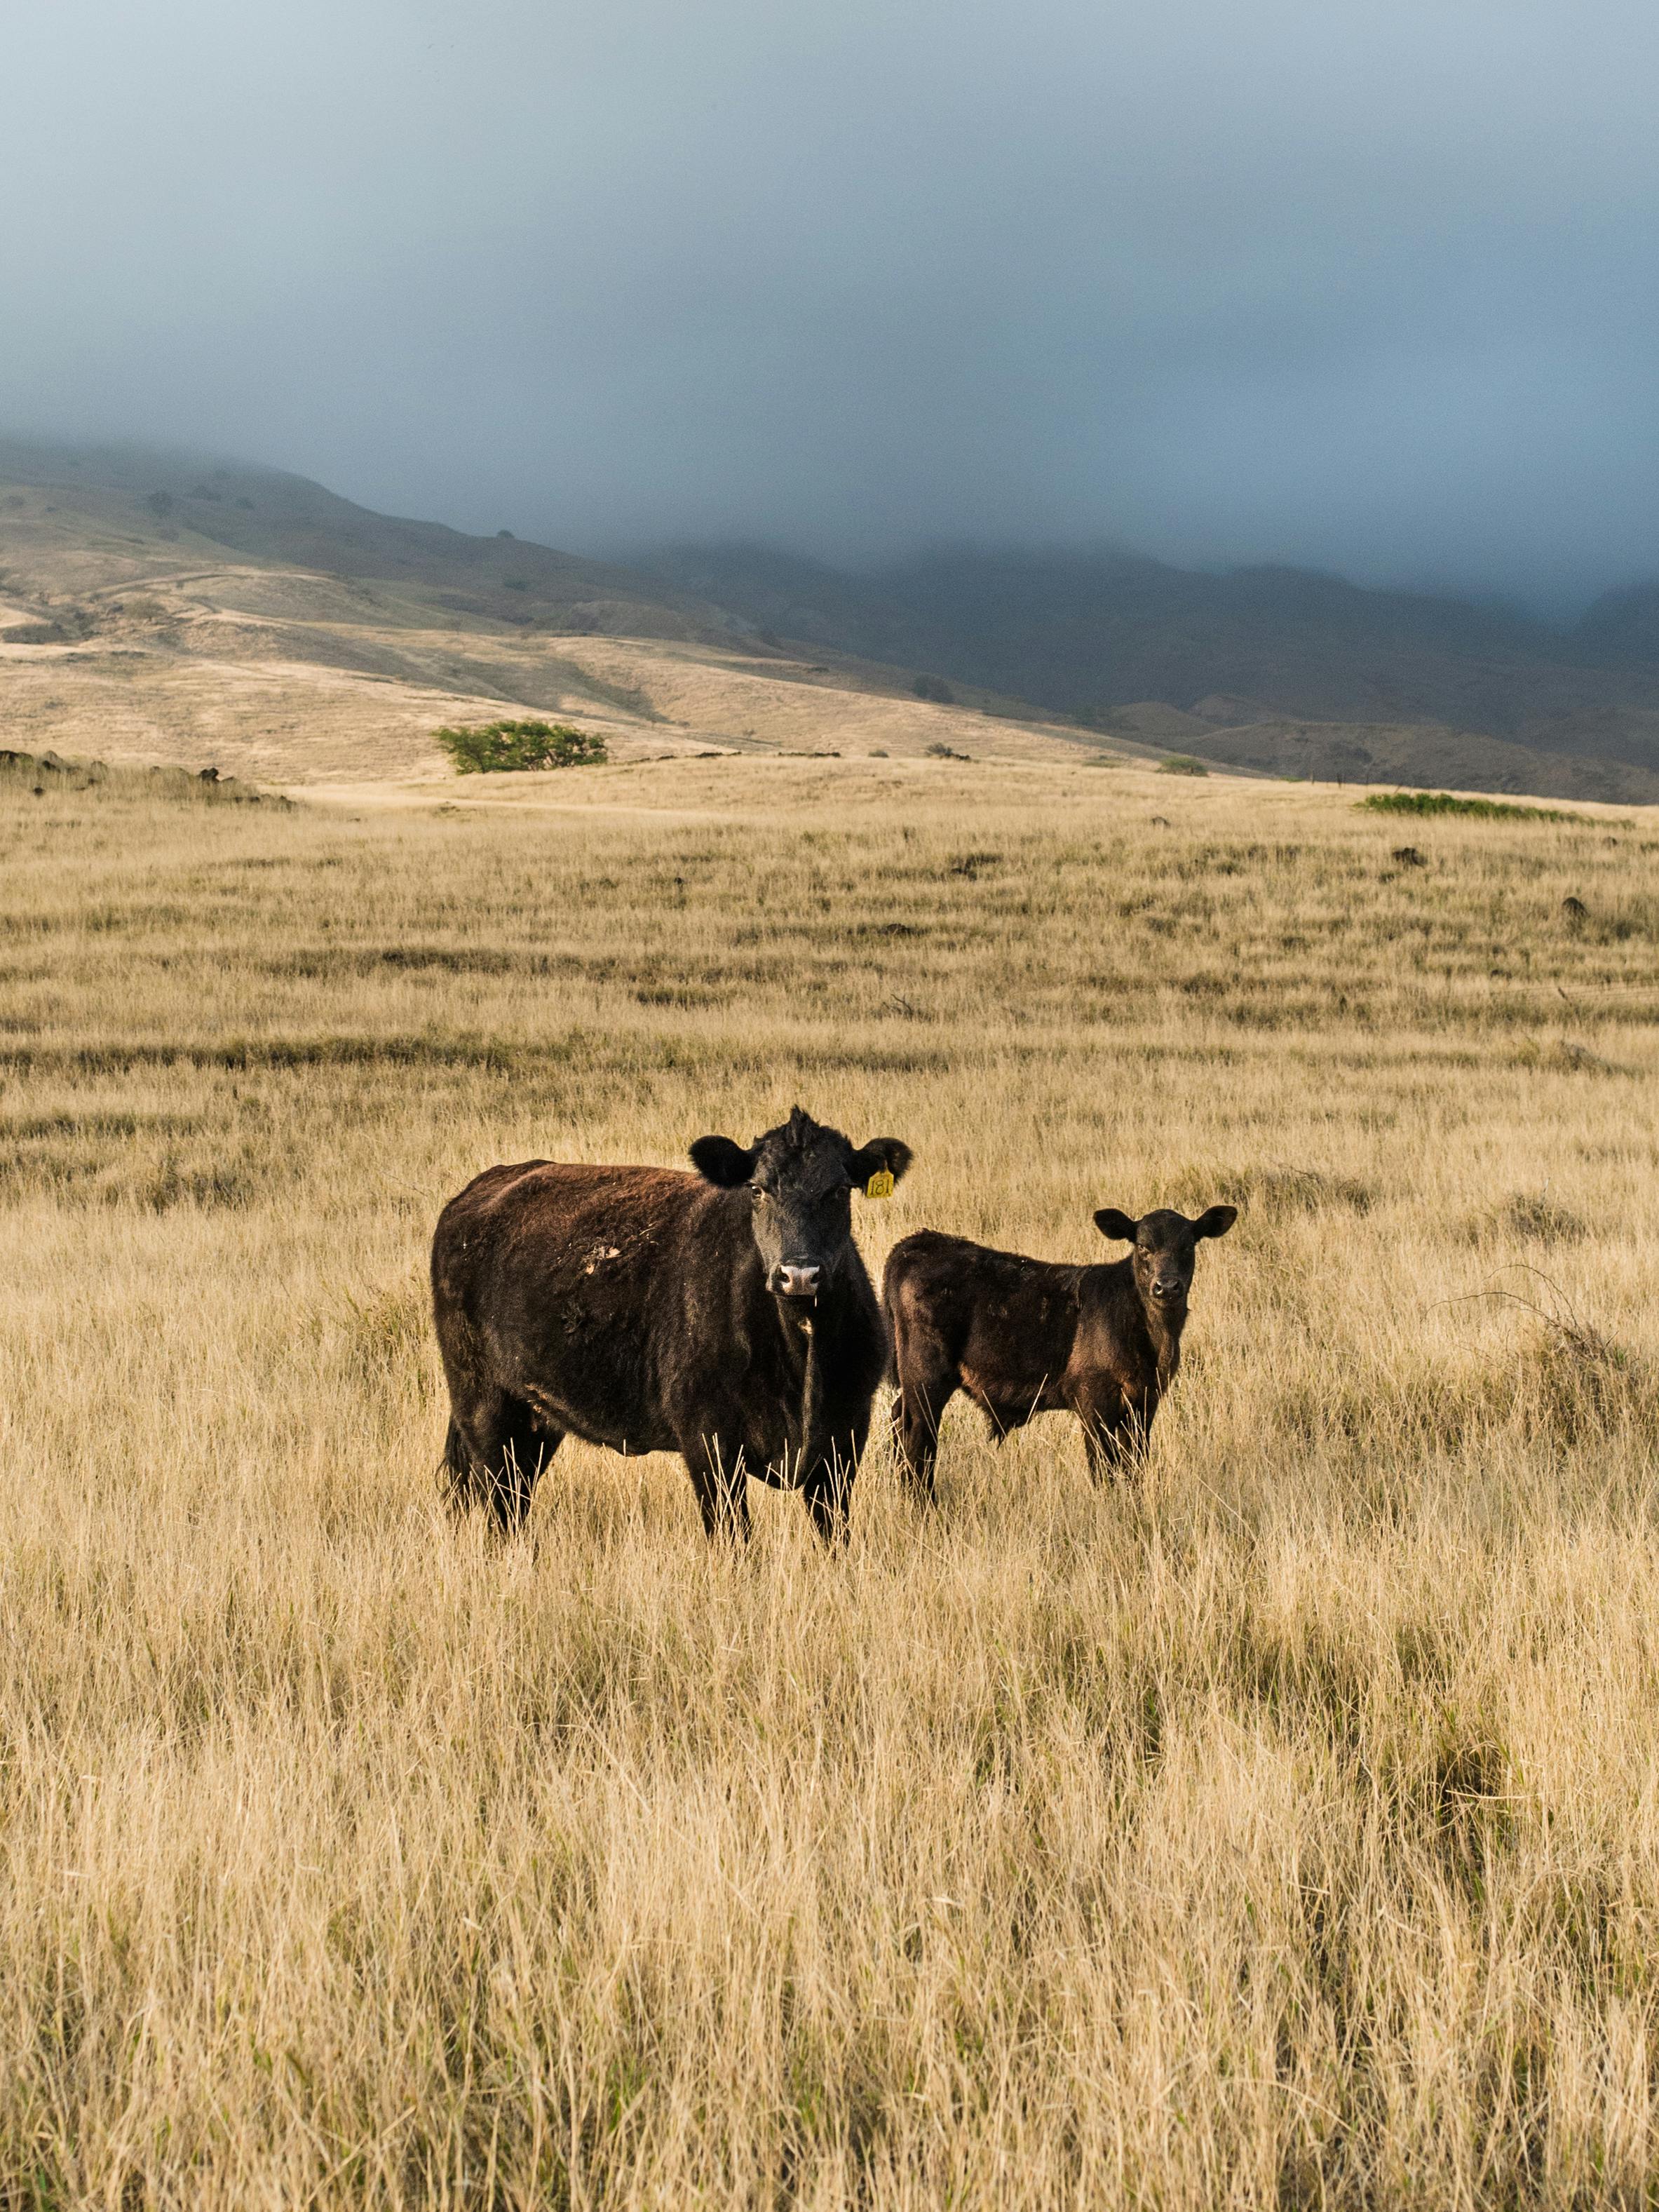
4,750 -> 1659,2206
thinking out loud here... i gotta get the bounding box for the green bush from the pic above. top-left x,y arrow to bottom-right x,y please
434,720 -> 609,775
1359,791 -> 1579,822
1158,755 -> 1210,776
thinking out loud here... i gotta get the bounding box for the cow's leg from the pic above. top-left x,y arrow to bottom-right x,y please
684,1432 -> 751,1544
893,1364 -> 954,1504
440,1415 -> 475,1517
447,1389 -> 560,1532
800,1416 -> 867,1546
441,1394 -> 506,1518
491,1413 -> 561,1533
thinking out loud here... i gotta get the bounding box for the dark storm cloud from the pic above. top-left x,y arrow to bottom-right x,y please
4,0 -> 1657,605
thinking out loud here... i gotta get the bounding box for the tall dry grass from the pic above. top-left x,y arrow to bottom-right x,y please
4,753 -> 1659,2205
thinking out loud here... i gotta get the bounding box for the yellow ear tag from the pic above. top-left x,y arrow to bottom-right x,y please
865,1168 -> 895,1200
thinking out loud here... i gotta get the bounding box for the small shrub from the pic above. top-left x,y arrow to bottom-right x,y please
435,720 -> 609,774
1360,791 -> 1581,823
1174,1161 -> 1370,1219
1462,1194 -> 1585,1246
1550,1038 -> 1619,1075
912,674 -> 954,704
144,1156 -> 254,1210
340,1273 -> 436,1405
503,578 -> 529,592
0,750 -> 276,806
1515,1312 -> 1648,1443
1158,755 -> 1210,776
926,742 -> 969,761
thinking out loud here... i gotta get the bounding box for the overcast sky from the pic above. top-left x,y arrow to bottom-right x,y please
4,0 -> 1657,607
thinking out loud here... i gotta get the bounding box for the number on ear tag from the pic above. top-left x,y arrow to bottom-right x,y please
865,1169 -> 895,1200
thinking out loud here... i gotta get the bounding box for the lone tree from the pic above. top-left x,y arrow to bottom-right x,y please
434,720 -> 609,774
912,673 -> 954,704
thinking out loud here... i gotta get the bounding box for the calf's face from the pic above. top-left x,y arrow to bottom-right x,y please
1093,1203 -> 1237,1312
691,1106 -> 912,1300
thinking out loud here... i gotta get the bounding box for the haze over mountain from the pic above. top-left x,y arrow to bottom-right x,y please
644,541 -> 1659,800
6,3 -> 1659,614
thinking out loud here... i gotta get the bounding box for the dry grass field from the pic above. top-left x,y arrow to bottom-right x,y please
5,750 -> 1659,2206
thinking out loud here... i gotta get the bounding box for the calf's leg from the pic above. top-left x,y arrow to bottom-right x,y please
1077,1392 -> 1151,1485
893,1365 -> 954,1502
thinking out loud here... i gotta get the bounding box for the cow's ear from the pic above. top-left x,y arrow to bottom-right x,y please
690,1135 -> 757,1187
1193,1204 -> 1238,1240
1093,1208 -> 1138,1241
851,1138 -> 913,1187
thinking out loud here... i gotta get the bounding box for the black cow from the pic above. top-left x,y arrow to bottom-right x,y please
431,1107 -> 913,1540
883,1204 -> 1235,1495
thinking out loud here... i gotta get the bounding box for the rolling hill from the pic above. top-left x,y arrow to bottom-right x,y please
11,440 -> 1659,800
639,543 -> 1659,802
0,443 -> 1128,784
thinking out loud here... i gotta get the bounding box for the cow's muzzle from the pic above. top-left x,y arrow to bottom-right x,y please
772,1263 -> 822,1299
1152,1280 -> 1187,1304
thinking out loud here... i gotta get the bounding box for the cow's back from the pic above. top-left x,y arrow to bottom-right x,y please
432,1159 -> 739,1455
886,1229 -> 1088,1403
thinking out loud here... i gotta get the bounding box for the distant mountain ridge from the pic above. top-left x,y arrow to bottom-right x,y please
639,542 -> 1659,795
0,438 -> 739,645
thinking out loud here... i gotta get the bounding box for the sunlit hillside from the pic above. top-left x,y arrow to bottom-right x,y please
0,445 -> 1124,783
5,748 -> 1659,2203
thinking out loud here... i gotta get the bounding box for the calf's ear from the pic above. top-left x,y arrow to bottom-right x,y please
1193,1203 -> 1238,1239
1093,1208 -> 1138,1241
851,1138 -> 914,1187
690,1135 -> 757,1187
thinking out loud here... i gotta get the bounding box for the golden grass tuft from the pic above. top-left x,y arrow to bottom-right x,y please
3,755 -> 1659,2204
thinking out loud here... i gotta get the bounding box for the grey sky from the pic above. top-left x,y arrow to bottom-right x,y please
4,0 -> 1656,607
